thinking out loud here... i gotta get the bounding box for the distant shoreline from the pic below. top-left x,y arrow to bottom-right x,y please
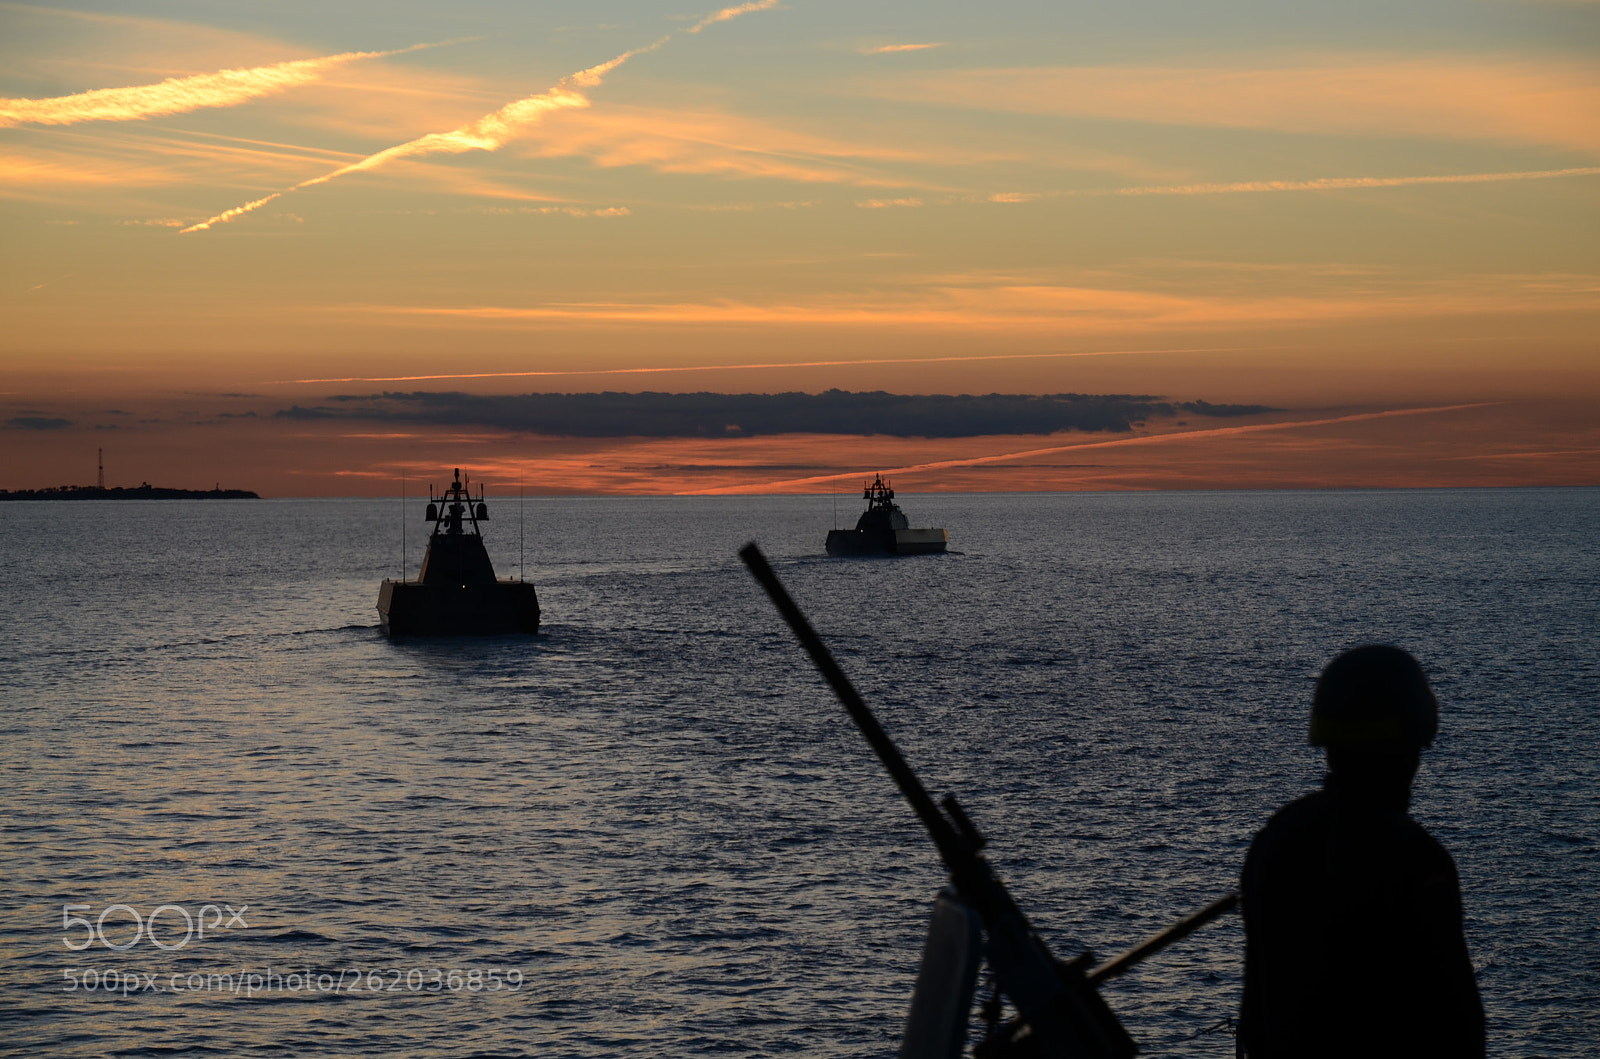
0,484 -> 260,501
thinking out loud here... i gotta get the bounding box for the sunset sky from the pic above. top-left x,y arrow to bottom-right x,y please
2,0 -> 1596,495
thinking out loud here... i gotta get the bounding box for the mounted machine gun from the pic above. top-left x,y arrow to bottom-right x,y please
739,543 -> 1236,1058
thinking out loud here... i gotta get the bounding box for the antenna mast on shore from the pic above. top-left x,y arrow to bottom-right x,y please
97,449 -> 104,490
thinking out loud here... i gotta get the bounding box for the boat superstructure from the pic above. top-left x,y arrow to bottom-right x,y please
377,469 -> 540,635
825,474 -> 947,557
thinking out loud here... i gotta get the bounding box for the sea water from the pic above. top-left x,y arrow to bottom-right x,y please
1,490 -> 1595,1056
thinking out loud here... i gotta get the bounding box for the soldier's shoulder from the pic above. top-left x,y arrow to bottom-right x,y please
1244,788 -> 1332,869
1390,812 -> 1460,874
1258,788 -> 1333,837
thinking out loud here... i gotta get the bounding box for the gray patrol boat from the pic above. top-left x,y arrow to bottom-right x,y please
826,474 -> 947,557
377,469 -> 540,635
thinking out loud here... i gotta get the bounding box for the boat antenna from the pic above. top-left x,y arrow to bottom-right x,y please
98,448 -> 105,490
519,472 -> 525,583
400,468 -> 406,581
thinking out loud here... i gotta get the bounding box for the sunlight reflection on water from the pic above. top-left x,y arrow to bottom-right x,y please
1,490 -> 1595,1055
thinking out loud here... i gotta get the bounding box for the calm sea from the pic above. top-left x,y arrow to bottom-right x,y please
1,490 -> 1595,1057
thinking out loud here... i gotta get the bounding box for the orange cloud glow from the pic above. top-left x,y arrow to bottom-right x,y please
0,146 -> 184,189
181,0 -> 784,233
4,398 -> 1595,497
884,57 -> 1600,154
691,405 -> 1492,492
521,104 -> 933,186
687,0 -> 781,33
283,345 -> 1255,384
323,272 -> 1599,334
0,46 -> 428,128
987,167 -> 1600,202
178,45 -> 660,232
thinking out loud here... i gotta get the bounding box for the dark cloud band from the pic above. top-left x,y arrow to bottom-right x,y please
276,390 -> 1272,437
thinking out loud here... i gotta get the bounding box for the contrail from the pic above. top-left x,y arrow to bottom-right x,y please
278,345 -> 1276,384
990,167 -> 1600,203
0,44 -> 435,128
690,404 -> 1495,493
1107,168 -> 1600,196
287,41 -> 668,190
687,0 -> 781,33
182,2 -> 779,234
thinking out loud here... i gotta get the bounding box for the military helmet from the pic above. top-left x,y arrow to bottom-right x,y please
1309,645 -> 1438,748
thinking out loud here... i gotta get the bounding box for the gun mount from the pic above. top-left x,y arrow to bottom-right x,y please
739,543 -> 1236,1058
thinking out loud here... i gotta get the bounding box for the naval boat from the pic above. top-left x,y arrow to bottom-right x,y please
377,469 -> 540,635
825,474 -> 947,557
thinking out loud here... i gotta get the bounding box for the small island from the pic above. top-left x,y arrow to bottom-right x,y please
0,483 -> 260,501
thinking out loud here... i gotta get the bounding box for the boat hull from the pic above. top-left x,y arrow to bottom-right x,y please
377,579 -> 541,636
825,527 -> 948,557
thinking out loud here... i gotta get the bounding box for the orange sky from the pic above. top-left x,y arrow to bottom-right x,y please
6,395 -> 1595,497
2,1 -> 1596,494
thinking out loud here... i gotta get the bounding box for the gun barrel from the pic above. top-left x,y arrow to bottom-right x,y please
1086,892 -> 1239,984
740,543 -> 1138,1059
738,543 -> 963,858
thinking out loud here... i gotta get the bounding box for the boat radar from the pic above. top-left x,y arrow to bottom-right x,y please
377,468 -> 540,635
825,474 -> 947,557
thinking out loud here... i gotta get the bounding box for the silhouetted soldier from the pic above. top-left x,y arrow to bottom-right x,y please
1238,645 -> 1485,1058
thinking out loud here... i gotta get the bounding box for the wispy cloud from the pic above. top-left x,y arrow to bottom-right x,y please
984,166 -> 1600,202
520,103 -> 930,186
5,415 -> 74,430
312,270 -> 1600,334
182,2 -> 780,233
274,390 -> 1271,438
179,45 -> 662,232
693,405 -> 1493,493
1106,168 -> 1600,195
687,0 -> 781,33
866,43 -> 946,54
857,197 -> 923,207
280,345 -> 1258,384
0,45 -> 432,128
879,57 -> 1600,154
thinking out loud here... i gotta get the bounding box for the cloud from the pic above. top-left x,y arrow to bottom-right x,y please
985,166 -> 1600,202
519,103 -> 932,186
857,197 -> 924,207
179,47 -> 656,232
282,344 -> 1252,385
318,269 -> 1600,334
0,146 -> 186,190
877,57 -> 1600,154
0,45 -> 430,128
5,416 -> 74,430
274,390 -> 1274,438
1107,168 -> 1600,195
687,0 -> 781,33
181,2 -> 780,233
865,43 -> 946,54
696,404 -> 1492,493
